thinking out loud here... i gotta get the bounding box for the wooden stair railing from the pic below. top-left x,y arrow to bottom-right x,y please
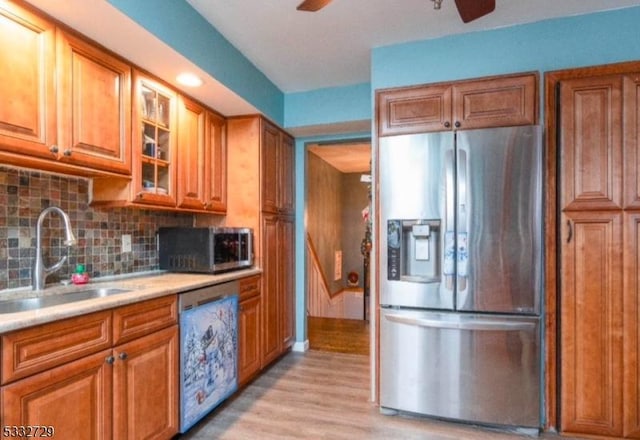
306,234 -> 344,317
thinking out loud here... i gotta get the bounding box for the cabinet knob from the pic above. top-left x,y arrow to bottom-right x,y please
63,149 -> 72,157
106,355 -> 115,365
49,145 -> 59,154
454,121 -> 461,128
444,121 -> 451,128
119,352 -> 128,361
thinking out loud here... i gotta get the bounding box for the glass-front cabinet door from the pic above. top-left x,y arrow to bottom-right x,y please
133,71 -> 177,207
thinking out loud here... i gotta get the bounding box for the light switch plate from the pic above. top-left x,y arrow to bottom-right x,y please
122,234 -> 132,253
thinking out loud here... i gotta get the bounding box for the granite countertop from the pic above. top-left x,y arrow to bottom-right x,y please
0,268 -> 262,333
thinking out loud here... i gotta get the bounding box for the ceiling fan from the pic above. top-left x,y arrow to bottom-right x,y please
296,0 -> 496,23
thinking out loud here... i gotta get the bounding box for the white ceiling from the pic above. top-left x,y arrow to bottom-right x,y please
309,143 -> 371,173
28,0 -> 640,115
186,0 -> 640,93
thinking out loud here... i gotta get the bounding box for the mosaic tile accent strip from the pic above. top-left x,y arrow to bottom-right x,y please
0,166 -> 193,291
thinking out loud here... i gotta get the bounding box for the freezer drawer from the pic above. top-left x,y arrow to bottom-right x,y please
380,308 -> 541,429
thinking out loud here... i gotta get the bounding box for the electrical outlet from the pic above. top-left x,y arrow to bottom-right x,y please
122,234 -> 132,253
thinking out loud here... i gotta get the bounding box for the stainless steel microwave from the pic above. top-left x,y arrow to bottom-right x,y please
158,227 -> 253,273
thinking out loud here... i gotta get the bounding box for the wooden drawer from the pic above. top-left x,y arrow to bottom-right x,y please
1,310 -> 112,385
239,275 -> 261,302
113,295 -> 178,346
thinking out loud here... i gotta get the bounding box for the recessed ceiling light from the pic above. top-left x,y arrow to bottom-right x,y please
176,73 -> 204,87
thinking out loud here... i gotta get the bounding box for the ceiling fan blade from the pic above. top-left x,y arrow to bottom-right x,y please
454,0 -> 495,23
296,0 -> 333,12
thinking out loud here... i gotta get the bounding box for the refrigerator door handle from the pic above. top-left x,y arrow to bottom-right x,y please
457,149 -> 469,289
444,149 -> 455,289
384,313 -> 536,332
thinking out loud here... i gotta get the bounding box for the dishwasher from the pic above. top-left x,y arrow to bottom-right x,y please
179,280 -> 239,433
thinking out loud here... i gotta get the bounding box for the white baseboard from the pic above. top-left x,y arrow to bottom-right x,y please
292,340 -> 309,352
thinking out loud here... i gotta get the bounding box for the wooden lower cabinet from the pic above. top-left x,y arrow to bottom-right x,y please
260,214 -> 295,367
0,296 -> 178,440
238,294 -> 261,386
560,211 -> 624,437
1,350 -> 113,439
113,325 -> 179,440
279,217 -> 295,350
625,213 -> 640,439
238,275 -> 262,386
261,215 -> 281,366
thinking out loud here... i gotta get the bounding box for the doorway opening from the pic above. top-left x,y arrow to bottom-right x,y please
305,140 -> 371,355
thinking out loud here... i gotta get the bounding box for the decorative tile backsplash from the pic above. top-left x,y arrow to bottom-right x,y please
0,166 -> 193,290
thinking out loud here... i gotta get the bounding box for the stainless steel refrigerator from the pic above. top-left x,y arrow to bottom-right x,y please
379,126 -> 542,431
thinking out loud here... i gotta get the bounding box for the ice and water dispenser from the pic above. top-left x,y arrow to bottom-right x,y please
387,219 -> 441,282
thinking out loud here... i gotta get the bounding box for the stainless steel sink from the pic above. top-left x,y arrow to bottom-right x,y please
0,287 -> 132,314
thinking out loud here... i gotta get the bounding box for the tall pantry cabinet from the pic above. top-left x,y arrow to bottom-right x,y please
559,71 -> 640,439
226,116 -> 295,368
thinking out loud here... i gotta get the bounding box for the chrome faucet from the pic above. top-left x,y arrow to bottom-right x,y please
32,206 -> 77,290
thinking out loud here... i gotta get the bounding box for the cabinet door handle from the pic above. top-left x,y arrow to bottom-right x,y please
566,220 -> 573,244
119,352 -> 128,361
63,149 -> 72,157
454,121 -> 461,128
49,145 -> 59,154
444,121 -> 451,128
106,355 -> 115,365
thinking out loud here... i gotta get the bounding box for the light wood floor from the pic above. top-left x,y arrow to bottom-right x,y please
308,316 -> 369,355
179,350 -> 586,440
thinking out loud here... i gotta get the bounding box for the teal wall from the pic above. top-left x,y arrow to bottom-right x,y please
107,0 -> 284,125
372,6 -> 640,90
284,83 -> 371,128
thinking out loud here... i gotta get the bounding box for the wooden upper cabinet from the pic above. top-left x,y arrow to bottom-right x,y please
560,211 -> 623,437
378,84 -> 452,136
624,73 -> 640,210
56,30 -> 131,175
177,94 -> 206,210
204,111 -> 228,213
279,133 -> 295,216
261,119 -> 295,215
132,71 -> 178,207
0,1 -> 56,157
560,75 -> 623,211
377,72 -> 537,136
452,73 -> 537,130
261,120 -> 280,214
176,97 -> 228,213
